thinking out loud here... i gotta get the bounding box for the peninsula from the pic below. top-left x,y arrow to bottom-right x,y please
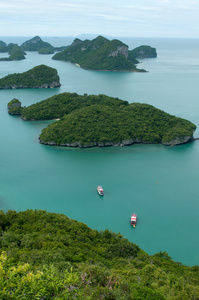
13,92 -> 196,147
52,35 -> 157,71
0,65 -> 61,89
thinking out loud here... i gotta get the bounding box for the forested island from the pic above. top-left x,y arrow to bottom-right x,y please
0,209 -> 198,299
52,35 -> 157,71
10,92 -> 196,147
0,35 -> 156,68
0,44 -> 26,61
0,65 -> 61,89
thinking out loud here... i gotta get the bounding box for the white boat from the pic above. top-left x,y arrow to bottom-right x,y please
97,185 -> 104,196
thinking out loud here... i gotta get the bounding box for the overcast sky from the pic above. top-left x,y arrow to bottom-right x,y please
0,0 -> 199,38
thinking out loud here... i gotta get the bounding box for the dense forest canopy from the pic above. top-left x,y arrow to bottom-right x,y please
12,92 -> 196,147
39,102 -> 196,147
0,209 -> 199,299
0,64 -> 61,89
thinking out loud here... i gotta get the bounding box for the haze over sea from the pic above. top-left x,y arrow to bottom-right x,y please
0,36 -> 199,266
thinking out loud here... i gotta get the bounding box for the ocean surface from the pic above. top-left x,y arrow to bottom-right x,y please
0,36 -> 199,266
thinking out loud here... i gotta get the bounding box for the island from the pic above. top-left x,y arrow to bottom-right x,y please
52,35 -> 156,71
129,45 -> 157,59
12,92 -> 196,147
0,44 -> 26,61
0,209 -> 199,299
0,40 -> 6,47
20,35 -> 54,53
7,98 -> 22,115
0,64 -> 61,89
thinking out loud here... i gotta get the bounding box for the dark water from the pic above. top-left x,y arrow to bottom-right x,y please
0,37 -> 199,266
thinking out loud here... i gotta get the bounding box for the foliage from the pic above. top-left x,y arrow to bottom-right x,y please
0,209 -> 199,299
21,92 -> 128,120
7,98 -> 22,115
52,35 -> 144,71
18,92 -> 196,146
0,43 -> 18,53
38,47 -> 55,54
20,36 -> 54,51
129,45 -> 157,59
0,44 -> 26,61
30,93 -> 195,146
0,64 -> 60,89
0,40 -> 6,47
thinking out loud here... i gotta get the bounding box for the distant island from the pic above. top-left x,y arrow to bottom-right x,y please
20,36 -> 54,53
10,92 -> 196,147
0,44 -> 26,61
0,35 -> 157,67
0,36 -> 56,61
0,65 -> 61,89
52,35 -> 157,71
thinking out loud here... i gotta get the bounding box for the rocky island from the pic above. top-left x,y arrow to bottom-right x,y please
52,35 -> 157,71
7,98 -> 22,115
0,65 -> 61,89
12,92 -> 196,147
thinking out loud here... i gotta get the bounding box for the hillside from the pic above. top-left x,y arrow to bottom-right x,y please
0,209 -> 199,299
52,35 -> 148,71
20,92 -> 128,120
15,92 -> 196,147
0,64 -> 61,89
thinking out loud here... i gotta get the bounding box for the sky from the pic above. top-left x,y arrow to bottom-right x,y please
0,0 -> 199,38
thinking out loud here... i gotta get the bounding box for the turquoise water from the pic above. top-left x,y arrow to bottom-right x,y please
1,37 -> 199,266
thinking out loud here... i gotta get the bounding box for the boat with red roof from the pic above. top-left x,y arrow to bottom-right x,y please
97,185 -> 104,196
130,213 -> 137,227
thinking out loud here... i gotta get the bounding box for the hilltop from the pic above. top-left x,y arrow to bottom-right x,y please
52,35 -> 156,71
0,64 -> 61,89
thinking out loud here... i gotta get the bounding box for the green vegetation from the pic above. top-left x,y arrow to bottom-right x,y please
0,64 -> 61,89
52,35 -> 146,71
0,44 -> 26,61
21,92 -> 128,120
39,102 -> 196,147
129,45 -> 157,59
38,47 -> 55,54
0,40 -> 6,47
0,209 -> 199,299
20,36 -> 54,52
18,92 -> 195,147
7,98 -> 22,115
19,92 -> 196,146
0,43 -> 18,53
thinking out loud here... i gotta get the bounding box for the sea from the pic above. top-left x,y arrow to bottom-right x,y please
0,36 -> 199,266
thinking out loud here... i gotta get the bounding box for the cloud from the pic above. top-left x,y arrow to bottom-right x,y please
0,0 -> 199,37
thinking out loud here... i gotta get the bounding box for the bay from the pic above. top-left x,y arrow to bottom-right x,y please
0,36 -> 199,266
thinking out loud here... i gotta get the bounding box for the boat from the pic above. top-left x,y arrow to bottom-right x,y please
97,185 -> 104,196
130,213 -> 137,227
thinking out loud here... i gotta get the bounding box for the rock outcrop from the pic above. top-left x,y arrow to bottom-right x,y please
108,45 -> 129,58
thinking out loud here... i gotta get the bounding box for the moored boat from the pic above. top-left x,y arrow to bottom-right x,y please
130,213 -> 137,227
97,185 -> 104,196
